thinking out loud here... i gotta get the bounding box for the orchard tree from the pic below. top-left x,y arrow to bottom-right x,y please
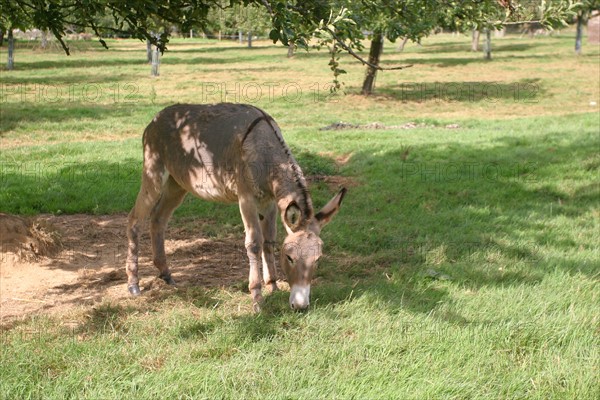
438,0 -> 509,58
234,3 -> 271,47
574,0 -> 600,54
205,2 -> 271,46
0,0 -> 332,67
0,0 -> 215,55
439,1 -> 580,59
0,1 -> 33,70
346,0 -> 441,95
0,0 -> 335,54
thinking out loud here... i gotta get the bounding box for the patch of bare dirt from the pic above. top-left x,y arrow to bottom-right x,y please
0,213 -> 62,260
0,214 -> 258,327
319,121 -> 461,130
307,175 -> 360,190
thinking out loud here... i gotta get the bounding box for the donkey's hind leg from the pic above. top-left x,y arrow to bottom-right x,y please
149,175 -> 187,285
126,167 -> 165,296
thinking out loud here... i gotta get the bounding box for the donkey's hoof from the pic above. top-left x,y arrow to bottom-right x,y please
252,292 -> 264,313
160,274 -> 176,285
266,282 -> 278,293
128,284 -> 141,296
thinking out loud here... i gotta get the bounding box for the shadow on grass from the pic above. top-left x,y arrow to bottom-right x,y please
0,73 -> 139,86
417,41 -> 540,55
377,78 -> 543,103
17,58 -> 147,70
10,53 -> 272,70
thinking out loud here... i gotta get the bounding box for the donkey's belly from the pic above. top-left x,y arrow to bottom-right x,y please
186,168 -> 239,203
190,185 -> 238,203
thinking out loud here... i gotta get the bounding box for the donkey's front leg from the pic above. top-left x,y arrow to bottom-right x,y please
260,203 -> 278,293
239,197 -> 264,312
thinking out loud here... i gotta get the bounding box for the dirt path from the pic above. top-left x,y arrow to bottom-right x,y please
0,214 -> 253,326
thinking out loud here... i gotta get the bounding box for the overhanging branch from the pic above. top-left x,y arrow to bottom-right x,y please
324,27 -> 413,71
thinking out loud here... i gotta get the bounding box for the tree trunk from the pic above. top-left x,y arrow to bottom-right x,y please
151,47 -> 160,76
7,29 -> 14,70
41,29 -> 48,49
247,31 -> 252,48
239,30 -> 243,44
471,30 -> 480,52
483,28 -> 491,60
575,12 -> 583,55
287,41 -> 294,58
146,39 -> 152,63
0,29 -> 4,47
396,37 -> 409,52
361,32 -> 383,95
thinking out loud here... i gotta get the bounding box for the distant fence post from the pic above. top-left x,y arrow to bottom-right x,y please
151,47 -> 160,76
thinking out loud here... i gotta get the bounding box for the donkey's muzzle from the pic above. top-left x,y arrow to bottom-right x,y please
290,284 -> 311,310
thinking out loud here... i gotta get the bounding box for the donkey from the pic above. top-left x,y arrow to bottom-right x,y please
126,103 -> 345,311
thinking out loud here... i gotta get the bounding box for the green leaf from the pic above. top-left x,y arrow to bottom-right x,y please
269,29 -> 279,43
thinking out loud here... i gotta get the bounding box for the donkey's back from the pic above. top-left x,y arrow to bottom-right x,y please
142,103 -> 276,203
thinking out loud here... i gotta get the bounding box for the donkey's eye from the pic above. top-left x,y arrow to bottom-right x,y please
286,255 -> 294,264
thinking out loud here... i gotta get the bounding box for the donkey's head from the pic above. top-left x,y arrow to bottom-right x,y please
280,188 -> 346,310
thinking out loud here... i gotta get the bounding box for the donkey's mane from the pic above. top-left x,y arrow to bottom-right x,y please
247,106 -> 313,221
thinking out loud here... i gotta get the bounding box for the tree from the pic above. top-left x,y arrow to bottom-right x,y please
574,0 -> 600,54
438,0 -> 511,60
0,0 -> 215,55
212,3 -> 271,46
235,4 -> 271,47
0,0 -> 327,53
325,1 -> 440,95
0,1 -> 32,70
439,1 -> 580,60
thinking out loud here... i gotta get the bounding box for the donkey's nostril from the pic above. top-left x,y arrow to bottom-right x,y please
290,284 -> 310,311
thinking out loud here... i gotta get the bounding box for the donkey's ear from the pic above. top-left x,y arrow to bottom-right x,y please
315,188 -> 346,229
284,202 -> 302,232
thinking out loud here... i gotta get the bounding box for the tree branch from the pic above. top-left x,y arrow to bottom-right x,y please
324,27 -> 413,71
260,0 -> 273,15
502,20 -> 543,25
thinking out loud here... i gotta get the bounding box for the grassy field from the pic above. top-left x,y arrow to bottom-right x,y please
1,31 -> 599,399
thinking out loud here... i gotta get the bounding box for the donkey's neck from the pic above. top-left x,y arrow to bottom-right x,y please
273,162 -> 314,224
245,107 -> 314,225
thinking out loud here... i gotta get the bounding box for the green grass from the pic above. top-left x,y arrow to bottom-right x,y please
1,31 -> 599,399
